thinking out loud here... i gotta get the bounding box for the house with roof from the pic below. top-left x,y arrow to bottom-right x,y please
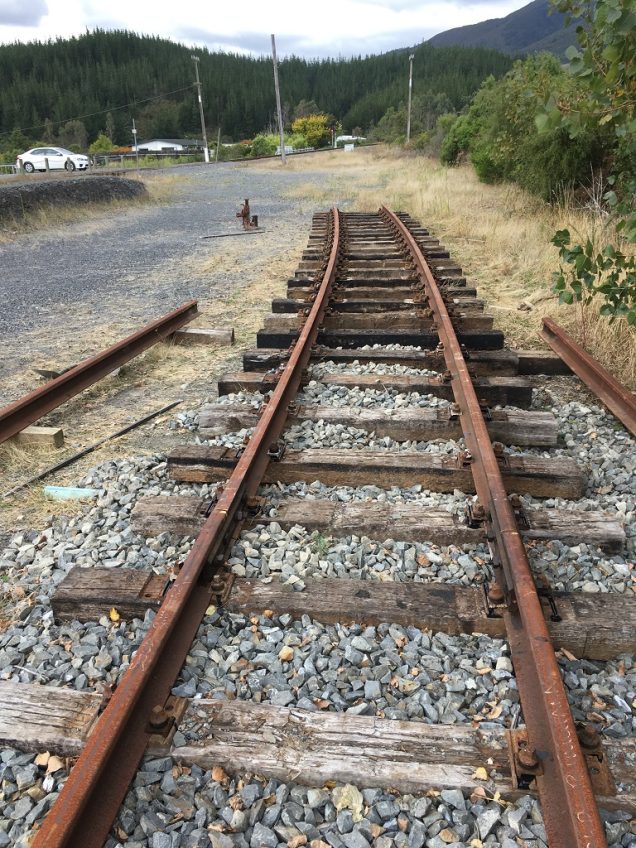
132,138 -> 205,153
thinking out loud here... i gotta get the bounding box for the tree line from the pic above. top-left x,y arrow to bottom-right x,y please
0,28 -> 512,158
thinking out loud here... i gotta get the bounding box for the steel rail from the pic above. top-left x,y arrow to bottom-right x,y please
0,300 -> 199,446
31,209 -> 341,848
541,316 -> 636,437
381,207 -> 607,848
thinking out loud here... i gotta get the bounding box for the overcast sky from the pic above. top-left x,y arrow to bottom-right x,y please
0,0 -> 532,57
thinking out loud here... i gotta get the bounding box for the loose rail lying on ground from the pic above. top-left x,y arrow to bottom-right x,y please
0,300 -> 198,446
541,316 -> 636,437
25,209 -> 633,848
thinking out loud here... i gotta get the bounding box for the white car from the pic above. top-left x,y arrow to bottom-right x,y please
16,147 -> 90,173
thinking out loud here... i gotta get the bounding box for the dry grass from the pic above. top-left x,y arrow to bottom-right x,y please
0,172 -> 179,242
261,147 -> 636,388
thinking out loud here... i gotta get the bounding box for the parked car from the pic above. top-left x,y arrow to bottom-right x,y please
16,147 -> 90,173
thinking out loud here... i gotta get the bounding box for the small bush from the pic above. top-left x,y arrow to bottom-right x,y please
217,143 -> 251,161
250,134 -> 278,157
439,55 -> 607,201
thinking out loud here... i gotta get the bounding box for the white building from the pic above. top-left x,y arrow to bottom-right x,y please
335,135 -> 366,145
132,138 -> 205,153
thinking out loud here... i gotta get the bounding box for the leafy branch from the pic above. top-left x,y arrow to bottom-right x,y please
552,229 -> 636,324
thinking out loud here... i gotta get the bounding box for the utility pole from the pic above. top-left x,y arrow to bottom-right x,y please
271,34 -> 286,165
406,53 -> 415,143
216,126 -> 221,162
132,118 -> 140,174
192,55 -> 210,163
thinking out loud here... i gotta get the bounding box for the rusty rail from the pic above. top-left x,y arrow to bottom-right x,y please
381,208 -> 607,848
0,300 -> 199,446
31,209 -> 341,848
541,316 -> 636,437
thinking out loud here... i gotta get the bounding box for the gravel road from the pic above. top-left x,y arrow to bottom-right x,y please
0,161 -> 326,407
0,163 -> 311,337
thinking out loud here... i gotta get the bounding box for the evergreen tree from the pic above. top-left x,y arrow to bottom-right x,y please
0,30 -> 513,154
105,112 -> 115,140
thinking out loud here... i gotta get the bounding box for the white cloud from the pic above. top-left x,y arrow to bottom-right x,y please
0,0 -> 48,27
0,0 -> 533,55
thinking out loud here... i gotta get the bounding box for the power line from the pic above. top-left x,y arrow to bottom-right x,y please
0,84 -> 195,141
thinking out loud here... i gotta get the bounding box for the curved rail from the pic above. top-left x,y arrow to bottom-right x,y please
380,207 -> 607,848
541,316 -> 636,437
33,209 -> 342,848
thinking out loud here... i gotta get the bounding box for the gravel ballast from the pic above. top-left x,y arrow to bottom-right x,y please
106,769 -> 634,848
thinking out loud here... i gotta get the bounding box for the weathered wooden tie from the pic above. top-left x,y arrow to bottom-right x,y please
150,700 -> 635,811
263,311 -> 494,332
11,425 -> 65,447
0,681 -> 102,757
51,567 -> 170,622
218,371 -> 534,408
257,328 -> 505,350
166,445 -> 585,498
273,296 -> 485,313
172,327 -> 234,346
243,347 -> 571,376
287,277 -> 472,294
130,495 -> 624,554
198,402 -> 557,447
3,687 -> 630,810
51,572 -> 633,659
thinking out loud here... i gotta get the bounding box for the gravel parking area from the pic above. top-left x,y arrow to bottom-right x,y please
0,163 -> 307,341
0,158 -> 341,411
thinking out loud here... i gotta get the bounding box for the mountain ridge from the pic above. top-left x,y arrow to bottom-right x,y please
427,0 -> 577,57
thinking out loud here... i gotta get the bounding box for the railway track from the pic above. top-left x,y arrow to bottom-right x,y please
1,208 -> 634,848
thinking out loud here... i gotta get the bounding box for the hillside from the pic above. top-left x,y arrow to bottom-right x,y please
427,0 -> 577,57
0,30 -> 513,151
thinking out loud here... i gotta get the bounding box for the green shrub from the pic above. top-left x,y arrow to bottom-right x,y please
217,143 -> 251,161
470,144 -> 502,183
440,114 -> 474,165
439,54 -> 606,200
287,133 -> 308,149
250,134 -> 277,157
409,132 -> 430,151
89,133 -> 115,154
